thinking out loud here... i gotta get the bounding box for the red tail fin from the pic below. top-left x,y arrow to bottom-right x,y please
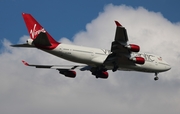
22,13 -> 59,49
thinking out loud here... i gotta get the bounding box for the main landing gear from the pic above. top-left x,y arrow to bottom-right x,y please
112,65 -> 118,72
154,72 -> 159,81
112,62 -> 118,72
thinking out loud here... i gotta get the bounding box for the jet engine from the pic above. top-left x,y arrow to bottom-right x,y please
131,57 -> 145,64
59,70 -> 76,78
96,71 -> 109,79
126,44 -> 140,52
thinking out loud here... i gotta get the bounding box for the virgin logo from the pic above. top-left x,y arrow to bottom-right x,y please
30,24 -> 46,39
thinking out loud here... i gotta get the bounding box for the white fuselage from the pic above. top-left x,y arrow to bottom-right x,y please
43,43 -> 171,73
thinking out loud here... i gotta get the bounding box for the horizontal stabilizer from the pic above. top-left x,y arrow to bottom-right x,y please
11,44 -> 35,48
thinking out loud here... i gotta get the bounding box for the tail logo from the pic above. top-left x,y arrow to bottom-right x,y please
30,24 -> 46,39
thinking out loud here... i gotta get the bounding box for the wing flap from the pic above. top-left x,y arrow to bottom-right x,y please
111,41 -> 129,54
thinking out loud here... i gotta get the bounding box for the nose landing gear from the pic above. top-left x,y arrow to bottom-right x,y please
154,72 -> 159,81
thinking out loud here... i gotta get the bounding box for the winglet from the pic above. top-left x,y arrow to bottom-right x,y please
22,60 -> 29,66
115,21 -> 122,27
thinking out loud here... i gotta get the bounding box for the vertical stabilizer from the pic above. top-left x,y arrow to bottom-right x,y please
22,13 -> 59,49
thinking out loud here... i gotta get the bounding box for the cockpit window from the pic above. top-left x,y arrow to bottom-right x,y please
157,57 -> 162,61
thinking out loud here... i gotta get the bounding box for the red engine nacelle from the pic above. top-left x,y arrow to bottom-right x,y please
126,44 -> 140,52
96,71 -> 109,79
59,70 -> 76,78
131,57 -> 145,64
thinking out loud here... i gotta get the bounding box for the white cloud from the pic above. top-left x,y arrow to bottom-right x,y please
1,4 -> 180,114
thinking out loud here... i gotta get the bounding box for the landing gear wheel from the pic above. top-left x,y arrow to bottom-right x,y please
154,72 -> 159,81
154,77 -> 159,81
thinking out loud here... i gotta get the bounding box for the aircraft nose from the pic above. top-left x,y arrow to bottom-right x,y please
163,62 -> 171,71
166,64 -> 171,71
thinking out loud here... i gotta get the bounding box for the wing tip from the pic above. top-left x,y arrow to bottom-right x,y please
115,21 -> 122,27
22,60 -> 29,66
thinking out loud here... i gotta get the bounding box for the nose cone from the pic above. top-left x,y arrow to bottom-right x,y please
166,64 -> 171,71
159,61 -> 171,72
162,61 -> 171,71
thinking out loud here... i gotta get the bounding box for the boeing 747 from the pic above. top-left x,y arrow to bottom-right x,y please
11,13 -> 171,81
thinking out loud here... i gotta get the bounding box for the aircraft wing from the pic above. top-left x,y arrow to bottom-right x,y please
114,21 -> 128,43
22,60 -> 109,78
111,21 -> 130,54
22,60 -> 85,70
104,21 -> 130,65
22,60 -> 95,78
104,21 -> 143,66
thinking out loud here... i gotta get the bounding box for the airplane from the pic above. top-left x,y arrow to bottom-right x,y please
11,13 -> 171,81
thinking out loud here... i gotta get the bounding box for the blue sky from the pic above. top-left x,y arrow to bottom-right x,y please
0,0 -> 180,44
